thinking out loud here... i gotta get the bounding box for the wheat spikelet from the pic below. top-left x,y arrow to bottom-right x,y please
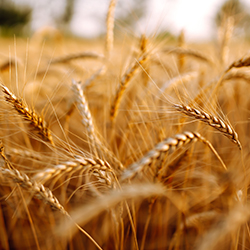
173,104 -> 241,149
0,167 -> 67,214
105,0 -> 117,58
110,53 -> 148,120
1,84 -> 54,145
121,131 -> 226,181
50,51 -> 105,64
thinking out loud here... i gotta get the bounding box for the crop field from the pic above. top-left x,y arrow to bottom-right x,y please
0,1 -> 250,249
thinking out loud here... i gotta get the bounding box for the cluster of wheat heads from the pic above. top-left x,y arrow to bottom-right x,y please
1,1 -> 250,250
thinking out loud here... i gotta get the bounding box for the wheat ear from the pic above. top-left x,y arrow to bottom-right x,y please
105,0 -> 117,58
224,71 -> 250,82
33,157 -> 112,185
6,148 -> 43,161
0,167 -> 67,214
72,79 -> 99,145
225,54 -> 250,73
162,47 -> 213,65
1,84 -> 54,145
121,131 -> 226,181
160,71 -> 198,93
110,54 -> 148,120
173,104 -> 241,149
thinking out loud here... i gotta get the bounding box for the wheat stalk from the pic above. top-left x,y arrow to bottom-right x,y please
173,103 -> 241,149
1,84 -> 54,145
121,131 -> 226,181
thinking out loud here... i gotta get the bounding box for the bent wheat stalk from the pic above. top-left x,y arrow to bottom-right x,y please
1,84 -> 54,145
121,131 -> 226,181
173,104 -> 241,149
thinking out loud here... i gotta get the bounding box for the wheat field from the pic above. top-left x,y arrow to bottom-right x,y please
0,1 -> 250,250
